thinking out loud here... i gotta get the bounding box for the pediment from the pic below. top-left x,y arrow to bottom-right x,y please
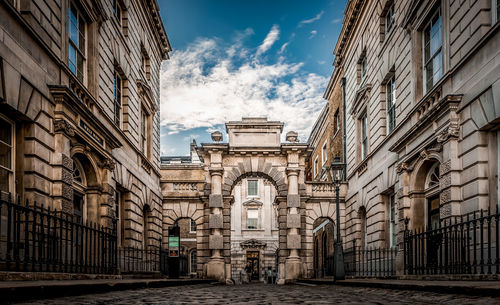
349,84 -> 372,116
242,199 -> 263,206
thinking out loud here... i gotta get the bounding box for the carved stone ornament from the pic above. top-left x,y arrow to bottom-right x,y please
437,123 -> 460,143
240,239 -> 267,249
54,119 -> 75,137
102,158 -> 115,171
211,131 -> 223,142
420,149 -> 430,160
286,131 -> 299,142
396,162 -> 411,174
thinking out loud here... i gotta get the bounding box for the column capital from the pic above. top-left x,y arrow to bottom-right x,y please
285,167 -> 300,176
209,167 -> 224,176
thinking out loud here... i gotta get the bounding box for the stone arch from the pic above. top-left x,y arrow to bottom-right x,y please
222,161 -> 288,196
163,201 -> 204,227
70,150 -> 101,223
311,217 -> 335,278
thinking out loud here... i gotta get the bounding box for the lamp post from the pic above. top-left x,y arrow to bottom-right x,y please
329,156 -> 345,280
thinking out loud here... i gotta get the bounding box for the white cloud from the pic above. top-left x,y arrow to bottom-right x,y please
331,18 -> 342,24
160,34 -> 328,147
279,42 -> 289,54
256,25 -> 280,56
309,30 -> 318,39
298,11 -> 324,27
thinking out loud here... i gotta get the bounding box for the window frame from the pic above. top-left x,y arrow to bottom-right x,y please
113,69 -> 123,127
190,219 -> 197,233
386,75 -> 396,134
321,140 -> 328,165
360,112 -> 368,160
422,6 -> 443,93
385,2 -> 395,35
247,179 -> 258,197
334,110 -> 340,135
313,156 -> 319,179
68,3 -> 87,83
360,56 -> 367,82
247,208 -> 259,230
0,114 -> 14,196
140,107 -> 149,156
190,250 -> 197,273
389,194 -> 397,248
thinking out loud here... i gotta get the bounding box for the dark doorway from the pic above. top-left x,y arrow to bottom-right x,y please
427,195 -> 441,268
246,251 -> 260,280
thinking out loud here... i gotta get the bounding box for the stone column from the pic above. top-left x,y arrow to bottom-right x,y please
395,166 -> 410,276
52,119 -> 75,213
283,153 -> 302,282
206,150 -> 225,281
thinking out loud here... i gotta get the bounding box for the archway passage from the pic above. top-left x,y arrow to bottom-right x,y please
71,153 -> 99,223
230,176 -> 279,283
312,217 -> 335,278
173,217 -> 198,277
410,159 -> 441,231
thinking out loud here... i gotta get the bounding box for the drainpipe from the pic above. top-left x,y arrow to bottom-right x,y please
341,77 -> 347,179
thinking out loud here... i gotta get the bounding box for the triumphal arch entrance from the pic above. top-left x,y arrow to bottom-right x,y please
160,118 -> 345,283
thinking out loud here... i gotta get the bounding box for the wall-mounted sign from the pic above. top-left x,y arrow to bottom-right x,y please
79,120 -> 104,146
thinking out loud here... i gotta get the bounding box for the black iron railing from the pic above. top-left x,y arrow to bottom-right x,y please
118,247 -> 161,273
344,239 -> 397,277
0,195 -> 117,274
404,208 -> 500,275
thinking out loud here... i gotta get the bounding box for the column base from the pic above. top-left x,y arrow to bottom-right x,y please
206,258 -> 225,282
285,257 -> 302,282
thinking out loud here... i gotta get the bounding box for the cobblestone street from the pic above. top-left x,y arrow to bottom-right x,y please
16,283 -> 500,305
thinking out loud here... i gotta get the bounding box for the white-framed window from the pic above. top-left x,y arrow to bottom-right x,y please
113,69 -> 122,127
385,2 -> 395,34
247,180 -> 258,197
141,107 -> 149,156
423,6 -> 443,93
313,156 -> 319,178
334,110 -> 340,134
190,219 -> 197,233
360,113 -> 368,160
321,140 -> 328,165
360,56 -> 367,82
386,76 -> 396,134
389,194 -> 397,248
494,0 -> 500,23
190,250 -> 197,273
68,3 -> 86,82
247,209 -> 258,229
0,115 -> 14,195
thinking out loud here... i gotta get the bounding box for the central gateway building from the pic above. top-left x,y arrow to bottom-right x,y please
160,118 -> 347,283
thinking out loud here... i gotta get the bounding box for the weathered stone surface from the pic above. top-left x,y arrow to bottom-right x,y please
287,194 -> 300,208
209,194 -> 223,208
287,214 -> 301,228
209,235 -> 224,249
209,214 -> 223,229
287,234 -> 301,249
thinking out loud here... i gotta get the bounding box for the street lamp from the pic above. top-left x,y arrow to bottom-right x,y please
329,155 -> 345,280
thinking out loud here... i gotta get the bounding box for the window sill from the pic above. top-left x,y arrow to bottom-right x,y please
243,229 -> 264,232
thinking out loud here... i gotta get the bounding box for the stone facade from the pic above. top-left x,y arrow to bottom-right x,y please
160,118 -> 347,282
0,0 -> 170,250
319,0 -> 500,274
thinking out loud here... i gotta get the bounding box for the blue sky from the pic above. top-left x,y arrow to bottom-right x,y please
159,0 -> 346,156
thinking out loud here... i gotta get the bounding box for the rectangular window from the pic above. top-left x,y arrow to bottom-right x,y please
141,108 -> 148,155
389,194 -> 397,247
190,219 -> 197,232
314,156 -> 319,178
68,4 -> 86,82
334,110 -> 340,134
0,115 -> 13,194
386,76 -> 396,134
113,0 -> 122,24
322,141 -> 327,165
113,70 -> 122,126
361,113 -> 368,160
360,56 -> 367,81
248,180 -> 258,196
247,209 -> 258,229
385,2 -> 395,34
423,7 -> 443,92
190,251 -> 197,273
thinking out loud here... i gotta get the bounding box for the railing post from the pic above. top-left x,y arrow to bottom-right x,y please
487,208 -> 492,274
480,209 -> 484,274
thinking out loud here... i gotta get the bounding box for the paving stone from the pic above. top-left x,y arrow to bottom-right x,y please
15,283 -> 500,305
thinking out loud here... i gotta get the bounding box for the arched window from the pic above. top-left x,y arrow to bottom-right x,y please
72,158 -> 86,222
359,207 -> 367,248
190,250 -> 197,273
425,162 -> 440,190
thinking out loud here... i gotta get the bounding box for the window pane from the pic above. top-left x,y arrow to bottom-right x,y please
0,118 -> 12,144
69,7 -> 78,44
430,14 -> 442,57
0,142 -> 11,169
432,51 -> 442,85
77,52 -> 84,82
248,180 -> 258,196
68,45 -> 77,74
0,167 -> 9,193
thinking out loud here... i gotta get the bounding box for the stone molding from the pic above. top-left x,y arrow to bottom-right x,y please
240,239 -> 267,249
54,119 -> 75,137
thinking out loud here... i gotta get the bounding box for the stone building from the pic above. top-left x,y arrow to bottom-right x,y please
0,0 -> 170,252
161,118 -> 347,282
325,0 -> 500,274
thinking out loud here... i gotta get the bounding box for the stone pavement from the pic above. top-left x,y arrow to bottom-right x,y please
11,283 -> 500,305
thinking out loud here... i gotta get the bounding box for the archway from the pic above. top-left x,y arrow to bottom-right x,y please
410,159 -> 441,230
312,217 -> 334,278
71,153 -> 99,223
229,175 -> 279,283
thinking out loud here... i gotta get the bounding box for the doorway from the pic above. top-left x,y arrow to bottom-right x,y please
246,251 -> 260,280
